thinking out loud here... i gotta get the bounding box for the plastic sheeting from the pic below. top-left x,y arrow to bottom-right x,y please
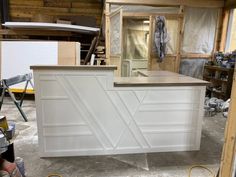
123,19 -> 149,59
182,7 -> 218,54
179,59 -> 207,79
165,19 -> 178,54
123,17 -> 178,60
227,9 -> 236,52
110,11 -> 122,55
110,5 -> 179,57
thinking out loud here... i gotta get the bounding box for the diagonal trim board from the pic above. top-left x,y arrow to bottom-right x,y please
33,69 -> 206,157
56,76 -> 113,150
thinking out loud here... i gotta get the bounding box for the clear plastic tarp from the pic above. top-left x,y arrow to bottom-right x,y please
164,19 -> 178,54
179,59 -> 207,79
182,7 -> 218,54
123,19 -> 149,59
110,10 -> 122,55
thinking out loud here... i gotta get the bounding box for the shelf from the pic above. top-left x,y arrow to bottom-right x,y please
204,65 -> 234,72
212,90 -> 226,96
203,76 -> 228,83
207,87 -> 225,95
204,65 -> 234,100
207,88 -> 225,96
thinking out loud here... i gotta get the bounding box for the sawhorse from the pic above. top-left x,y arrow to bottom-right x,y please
0,73 -> 34,122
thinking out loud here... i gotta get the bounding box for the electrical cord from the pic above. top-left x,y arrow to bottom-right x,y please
188,165 -> 215,177
47,166 -> 215,177
47,174 -> 62,177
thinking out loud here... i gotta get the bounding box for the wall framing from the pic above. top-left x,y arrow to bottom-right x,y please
105,1 -> 222,74
106,0 -> 224,8
105,1 -> 236,176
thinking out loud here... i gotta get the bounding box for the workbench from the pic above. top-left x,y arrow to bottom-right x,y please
31,65 -> 208,157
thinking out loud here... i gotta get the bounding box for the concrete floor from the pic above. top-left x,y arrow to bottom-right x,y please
0,98 -> 226,177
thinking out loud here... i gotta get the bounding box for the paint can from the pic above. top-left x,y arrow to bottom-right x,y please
6,122 -> 15,140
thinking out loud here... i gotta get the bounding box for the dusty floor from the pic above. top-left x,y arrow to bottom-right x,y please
0,97 -> 226,177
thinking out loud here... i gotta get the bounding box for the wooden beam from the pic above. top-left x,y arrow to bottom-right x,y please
0,29 -> 74,37
148,15 -> 154,70
9,0 -> 44,7
10,5 -> 101,17
106,0 -> 224,8
123,12 -> 183,19
72,2 -> 101,9
225,0 -> 236,9
106,0 -> 181,6
176,6 -> 184,72
150,53 -> 177,58
220,9 -> 230,52
181,53 -> 212,59
212,8 -> 223,59
0,42 -> 1,79
105,3 -> 111,64
182,0 -> 224,8
219,68 -> 236,177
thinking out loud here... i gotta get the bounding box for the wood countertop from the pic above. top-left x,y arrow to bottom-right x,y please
138,70 -> 186,77
30,66 -> 208,87
30,65 -> 117,70
114,76 -> 209,87
115,71 -> 209,87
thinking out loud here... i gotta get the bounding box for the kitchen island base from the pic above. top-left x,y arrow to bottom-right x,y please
31,66 -> 207,157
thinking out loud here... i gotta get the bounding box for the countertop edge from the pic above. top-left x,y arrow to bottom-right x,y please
114,82 -> 209,87
30,65 -> 117,70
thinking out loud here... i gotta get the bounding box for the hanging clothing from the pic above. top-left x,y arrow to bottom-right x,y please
154,16 -> 169,62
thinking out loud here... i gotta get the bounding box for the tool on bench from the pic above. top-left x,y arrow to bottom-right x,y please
0,73 -> 34,122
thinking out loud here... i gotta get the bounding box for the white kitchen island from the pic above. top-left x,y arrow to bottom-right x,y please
31,65 -> 208,157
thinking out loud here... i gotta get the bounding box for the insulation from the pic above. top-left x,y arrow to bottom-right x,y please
182,7 -> 218,54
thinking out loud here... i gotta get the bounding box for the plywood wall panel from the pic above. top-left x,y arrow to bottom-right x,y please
8,0 -> 102,26
150,56 -> 177,72
9,0 -> 44,7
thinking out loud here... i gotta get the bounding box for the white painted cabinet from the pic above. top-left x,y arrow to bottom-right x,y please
32,66 -> 206,157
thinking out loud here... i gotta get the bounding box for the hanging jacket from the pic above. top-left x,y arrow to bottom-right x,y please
154,16 -> 169,62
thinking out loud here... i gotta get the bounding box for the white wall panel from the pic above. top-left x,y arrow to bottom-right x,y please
1,41 -> 58,89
